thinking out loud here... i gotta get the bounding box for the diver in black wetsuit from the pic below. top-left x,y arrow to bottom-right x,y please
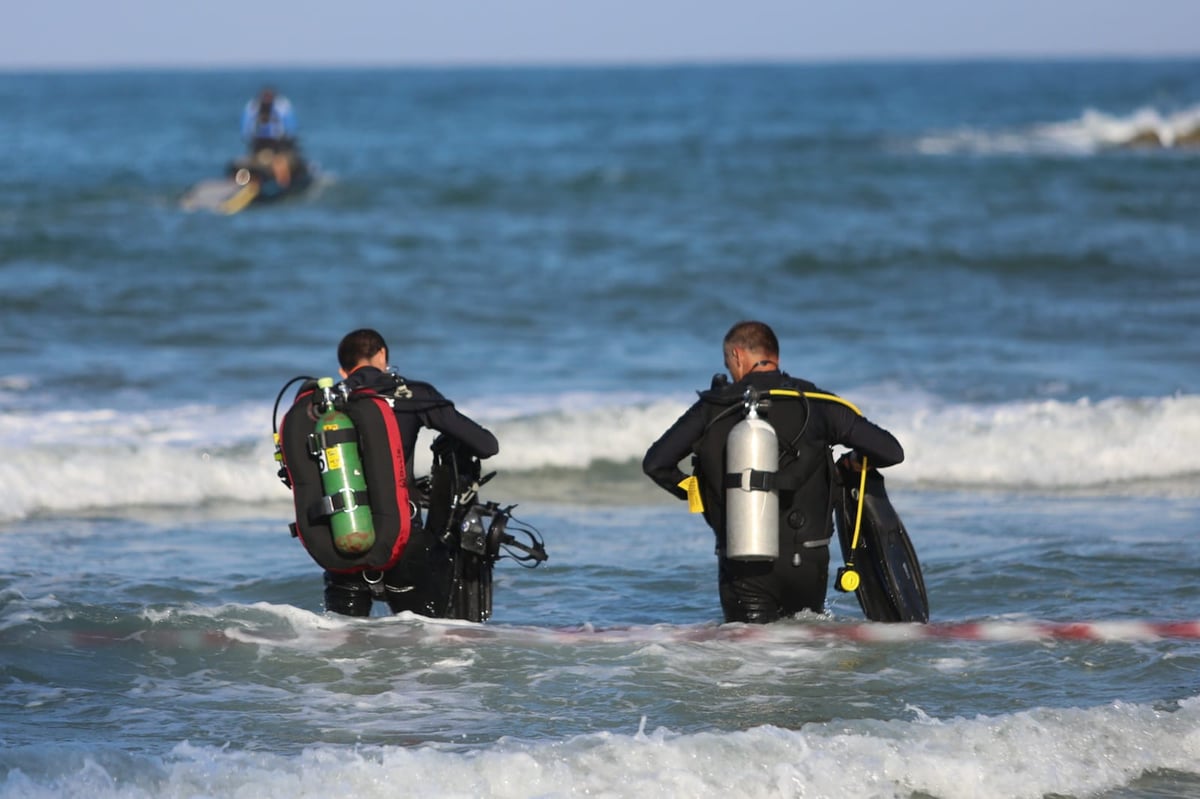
642,320 -> 904,624
323,328 -> 499,617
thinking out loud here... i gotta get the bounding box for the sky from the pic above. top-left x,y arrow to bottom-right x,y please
4,0 -> 1199,70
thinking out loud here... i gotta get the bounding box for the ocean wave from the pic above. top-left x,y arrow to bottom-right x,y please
2,696 -> 1197,799
0,392 -> 1197,522
914,103 -> 1200,156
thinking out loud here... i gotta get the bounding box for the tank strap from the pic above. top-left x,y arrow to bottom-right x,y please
309,489 -> 371,522
723,470 -> 802,491
314,427 -> 357,447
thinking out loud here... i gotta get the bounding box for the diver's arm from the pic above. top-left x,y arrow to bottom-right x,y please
825,403 -> 904,467
421,396 -> 499,459
642,402 -> 707,500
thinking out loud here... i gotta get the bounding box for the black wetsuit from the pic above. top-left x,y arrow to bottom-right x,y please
323,366 -> 499,617
642,370 -> 903,624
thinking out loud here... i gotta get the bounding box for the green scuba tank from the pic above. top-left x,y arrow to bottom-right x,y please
313,377 -> 376,556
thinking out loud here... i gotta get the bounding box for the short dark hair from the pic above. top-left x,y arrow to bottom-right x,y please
723,320 -> 779,357
337,329 -> 387,371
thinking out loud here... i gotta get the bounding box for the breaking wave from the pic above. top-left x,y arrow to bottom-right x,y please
0,390 -> 1197,522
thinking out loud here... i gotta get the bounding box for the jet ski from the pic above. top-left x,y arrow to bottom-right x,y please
181,146 -> 314,215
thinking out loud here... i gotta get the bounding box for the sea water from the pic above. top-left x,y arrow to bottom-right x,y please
1,61 -> 1199,798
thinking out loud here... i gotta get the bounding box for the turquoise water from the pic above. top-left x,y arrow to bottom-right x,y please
1,61 -> 1199,798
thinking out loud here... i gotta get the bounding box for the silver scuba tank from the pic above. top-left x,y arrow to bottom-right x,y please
724,396 -> 779,561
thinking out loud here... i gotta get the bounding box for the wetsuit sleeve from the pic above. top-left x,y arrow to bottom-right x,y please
820,402 -> 904,468
418,389 -> 499,459
642,401 -> 708,500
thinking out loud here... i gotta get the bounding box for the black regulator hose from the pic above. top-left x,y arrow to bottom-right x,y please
272,375 -> 317,434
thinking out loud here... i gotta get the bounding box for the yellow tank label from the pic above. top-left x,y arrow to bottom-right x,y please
325,447 -> 343,470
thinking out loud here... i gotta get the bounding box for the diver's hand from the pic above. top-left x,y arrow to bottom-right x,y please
838,452 -> 865,472
431,433 -> 458,456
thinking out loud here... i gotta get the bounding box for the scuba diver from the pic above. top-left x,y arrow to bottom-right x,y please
642,320 -> 904,624
274,328 -> 545,620
240,87 -> 298,187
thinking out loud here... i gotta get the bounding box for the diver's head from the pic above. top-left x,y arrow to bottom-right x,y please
338,328 -> 389,375
723,320 -> 779,382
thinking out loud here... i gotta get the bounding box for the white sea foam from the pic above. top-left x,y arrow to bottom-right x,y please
914,103 -> 1200,155
0,392 -> 1197,522
1,697 -> 1197,799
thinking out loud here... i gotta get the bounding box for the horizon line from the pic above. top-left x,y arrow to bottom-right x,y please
3,50 -> 1199,75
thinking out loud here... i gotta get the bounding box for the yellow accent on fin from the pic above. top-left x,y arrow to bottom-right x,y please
219,181 -> 260,215
849,456 -> 869,550
678,476 -> 705,513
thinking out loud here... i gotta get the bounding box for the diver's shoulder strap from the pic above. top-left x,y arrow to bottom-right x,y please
376,373 -> 415,399
339,372 -> 415,401
697,383 -> 744,405
359,377 -> 459,413
764,386 -> 863,416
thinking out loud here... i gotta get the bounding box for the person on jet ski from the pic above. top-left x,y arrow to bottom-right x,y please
240,87 -> 298,186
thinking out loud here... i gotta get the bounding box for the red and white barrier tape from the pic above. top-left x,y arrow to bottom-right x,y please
19,620 -> 1200,650
742,620 -> 1200,644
